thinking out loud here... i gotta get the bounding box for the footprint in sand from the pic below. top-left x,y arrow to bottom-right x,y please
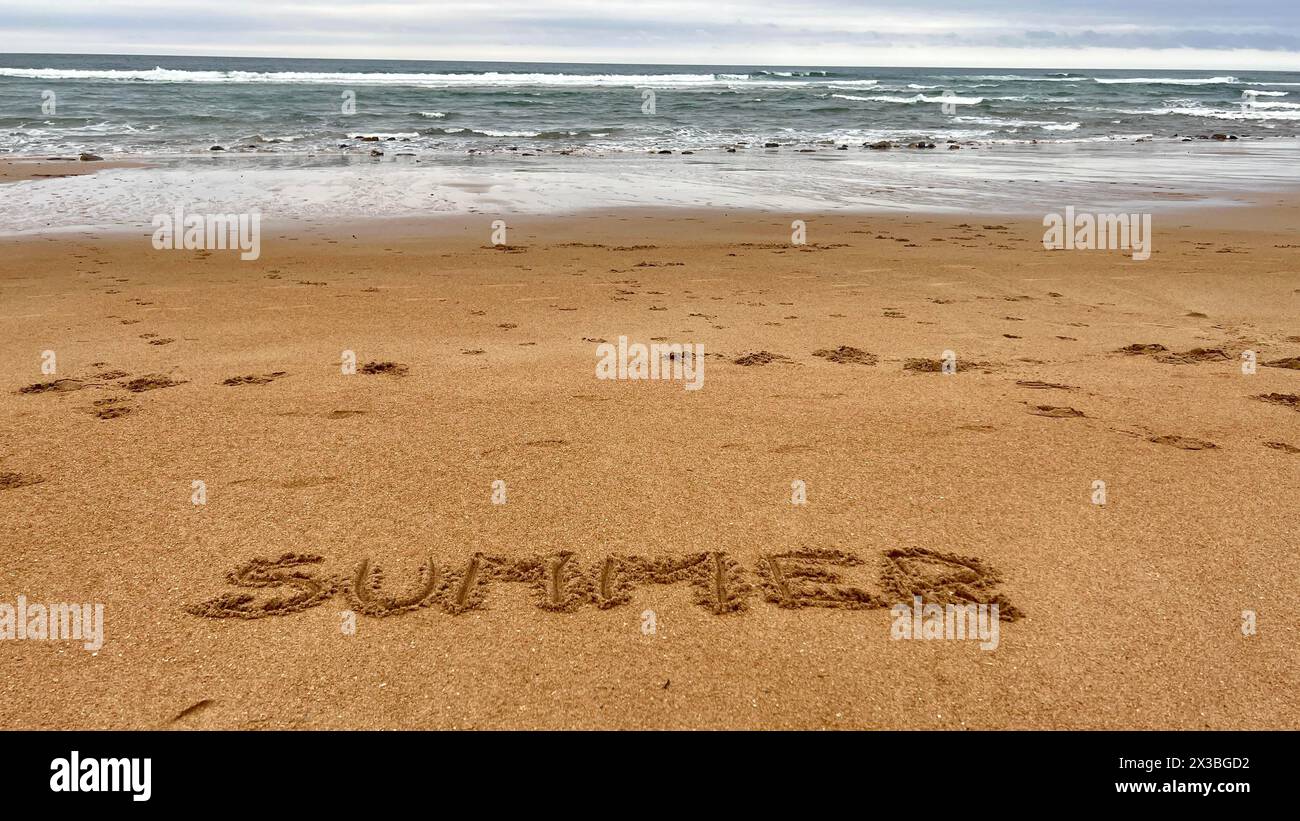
221,372 -> 287,386
812,346 -> 877,365
119,375 -> 185,393
733,351 -> 788,366
18,378 -> 89,394
1118,343 -> 1233,364
1263,356 -> 1300,370
1029,405 -> 1085,418
90,397 -> 134,419
359,361 -> 408,376
904,357 -> 999,373
1117,343 -> 1168,356
1149,435 -> 1218,450
1252,393 -> 1300,410
1016,380 -> 1077,391
903,358 -> 947,372
0,472 -> 45,491
1264,441 -> 1300,454
1158,347 -> 1231,364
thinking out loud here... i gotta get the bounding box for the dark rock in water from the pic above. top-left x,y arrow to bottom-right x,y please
209,145 -> 224,151
949,144 -> 961,149
797,148 -> 815,152
78,152 -> 103,161
656,149 -> 672,154
764,142 -> 780,148
385,136 -> 396,141
907,142 -> 936,149
1181,137 -> 1193,142
726,147 -> 737,153
369,149 -> 383,157
1212,133 -> 1228,140
866,140 -> 892,150
338,143 -> 349,148
837,144 -> 848,150
681,150 -> 694,154
358,135 -> 380,142
1229,134 -> 1238,140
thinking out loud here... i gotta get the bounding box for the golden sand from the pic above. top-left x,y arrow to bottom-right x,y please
1,204 -> 1298,729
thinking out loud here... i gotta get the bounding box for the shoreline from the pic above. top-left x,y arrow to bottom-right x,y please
2,139 -> 1300,237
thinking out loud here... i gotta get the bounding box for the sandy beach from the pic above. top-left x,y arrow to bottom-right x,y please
2,197 -> 1297,729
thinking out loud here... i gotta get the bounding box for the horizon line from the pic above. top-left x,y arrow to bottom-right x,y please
1,50 -> 1298,74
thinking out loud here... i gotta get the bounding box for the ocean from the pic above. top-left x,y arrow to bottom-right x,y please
3,54 -> 1300,233
3,53 -> 1300,156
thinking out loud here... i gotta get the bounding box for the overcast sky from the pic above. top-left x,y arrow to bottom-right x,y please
1,0 -> 1299,69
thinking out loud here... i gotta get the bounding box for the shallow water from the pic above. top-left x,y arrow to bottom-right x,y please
3,140 -> 1298,235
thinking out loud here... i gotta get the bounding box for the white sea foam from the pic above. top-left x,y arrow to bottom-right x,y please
954,116 -> 1078,130
950,75 -> 1082,82
1093,76 -> 1239,85
347,132 -> 419,139
1107,104 -> 1300,120
834,93 -> 983,105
